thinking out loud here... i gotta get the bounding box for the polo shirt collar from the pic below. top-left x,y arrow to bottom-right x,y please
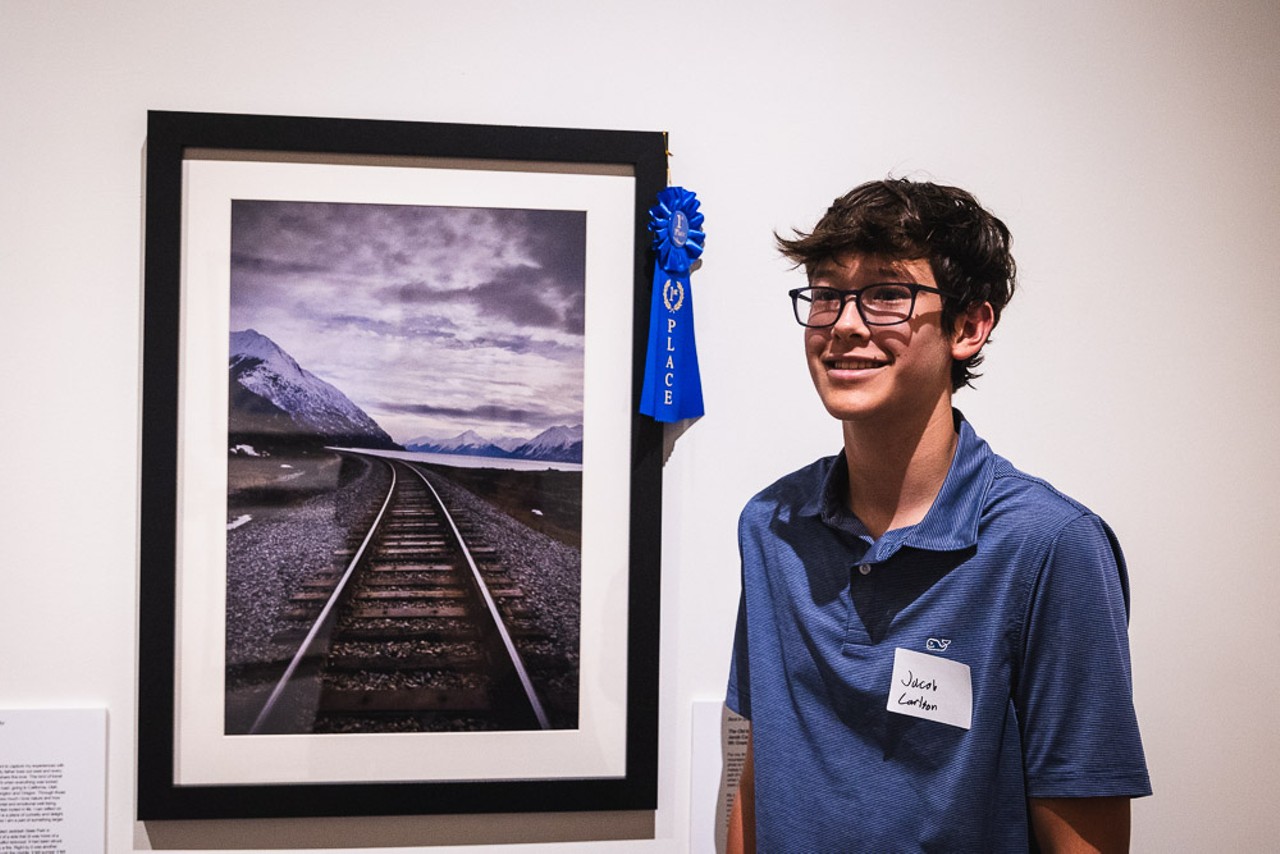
802,410 -> 994,555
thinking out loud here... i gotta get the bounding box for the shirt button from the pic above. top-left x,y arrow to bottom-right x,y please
858,564 -> 872,576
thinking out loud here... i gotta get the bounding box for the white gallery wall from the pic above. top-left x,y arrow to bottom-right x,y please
2,1 -> 1277,851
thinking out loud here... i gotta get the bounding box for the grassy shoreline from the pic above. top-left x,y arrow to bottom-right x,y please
417,462 -> 582,550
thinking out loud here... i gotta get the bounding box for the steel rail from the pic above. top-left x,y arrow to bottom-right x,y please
248,459 -> 398,734
407,464 -> 551,730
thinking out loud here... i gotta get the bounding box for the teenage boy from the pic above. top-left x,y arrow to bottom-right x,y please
726,179 -> 1150,852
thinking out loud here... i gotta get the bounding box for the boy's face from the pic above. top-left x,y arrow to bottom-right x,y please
803,253 -> 961,427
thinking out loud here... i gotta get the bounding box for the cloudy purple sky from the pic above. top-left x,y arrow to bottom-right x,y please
229,200 -> 586,444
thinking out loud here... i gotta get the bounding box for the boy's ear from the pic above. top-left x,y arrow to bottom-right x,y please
950,301 -> 995,362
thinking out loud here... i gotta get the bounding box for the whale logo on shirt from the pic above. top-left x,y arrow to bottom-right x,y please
926,638 -> 952,652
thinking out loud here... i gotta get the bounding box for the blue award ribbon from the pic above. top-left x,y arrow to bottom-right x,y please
640,186 -> 706,422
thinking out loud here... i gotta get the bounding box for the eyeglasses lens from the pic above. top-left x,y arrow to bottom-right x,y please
798,285 -> 916,327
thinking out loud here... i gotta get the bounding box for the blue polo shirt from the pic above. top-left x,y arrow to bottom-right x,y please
727,414 -> 1150,852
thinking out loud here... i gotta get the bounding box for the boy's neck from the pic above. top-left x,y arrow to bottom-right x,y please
840,396 -> 959,540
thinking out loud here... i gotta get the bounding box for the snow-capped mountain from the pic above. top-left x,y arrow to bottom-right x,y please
404,429 -> 510,459
488,436 -> 527,453
228,329 -> 398,450
510,424 -> 583,463
406,424 -> 582,464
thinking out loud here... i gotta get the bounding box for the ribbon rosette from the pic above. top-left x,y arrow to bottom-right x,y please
640,186 -> 706,422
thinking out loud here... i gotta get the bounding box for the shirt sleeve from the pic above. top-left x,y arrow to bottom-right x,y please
726,589 -> 752,719
1015,513 -> 1151,798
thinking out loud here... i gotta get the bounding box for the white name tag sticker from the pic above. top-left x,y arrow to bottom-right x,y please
886,647 -> 973,730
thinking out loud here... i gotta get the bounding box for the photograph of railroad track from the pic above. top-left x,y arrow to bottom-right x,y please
221,199 -> 587,736
138,114 -> 662,816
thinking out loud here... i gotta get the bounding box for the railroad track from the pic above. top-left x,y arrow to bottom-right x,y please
249,457 -> 559,734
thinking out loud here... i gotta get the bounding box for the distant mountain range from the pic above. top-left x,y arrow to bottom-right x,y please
228,329 -> 582,464
228,329 -> 399,450
405,424 -> 583,464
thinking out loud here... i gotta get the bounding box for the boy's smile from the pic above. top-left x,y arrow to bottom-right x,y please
804,254 -> 957,427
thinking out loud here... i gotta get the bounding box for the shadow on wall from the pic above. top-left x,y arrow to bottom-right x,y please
141,810 -> 656,849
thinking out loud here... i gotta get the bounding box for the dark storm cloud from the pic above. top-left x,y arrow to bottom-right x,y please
381,402 -> 545,422
233,199 -> 472,280
229,198 -> 587,441
562,296 -> 585,332
387,265 -> 582,335
493,208 -> 587,328
324,311 -> 461,333
325,304 -> 477,345
392,282 -> 435,303
517,209 -> 587,288
466,332 -> 578,358
230,252 -> 330,277
472,272 -> 563,329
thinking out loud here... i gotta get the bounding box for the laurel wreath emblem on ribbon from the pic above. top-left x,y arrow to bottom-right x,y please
662,279 -> 685,312
640,186 -> 706,422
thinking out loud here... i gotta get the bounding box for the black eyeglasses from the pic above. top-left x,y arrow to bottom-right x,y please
789,283 -> 949,328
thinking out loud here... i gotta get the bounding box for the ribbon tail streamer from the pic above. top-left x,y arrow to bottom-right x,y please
639,185 -> 706,423
640,268 -> 704,422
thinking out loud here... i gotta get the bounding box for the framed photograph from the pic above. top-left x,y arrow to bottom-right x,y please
138,110 -> 666,819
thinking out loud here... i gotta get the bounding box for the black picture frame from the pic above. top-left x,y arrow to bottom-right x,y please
138,110 -> 666,820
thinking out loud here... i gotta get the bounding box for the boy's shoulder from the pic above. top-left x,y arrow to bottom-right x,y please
740,453 -> 840,525
981,454 -> 1123,569
986,454 -> 1100,526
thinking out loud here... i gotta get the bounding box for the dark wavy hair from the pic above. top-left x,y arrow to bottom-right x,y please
777,178 -> 1017,390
